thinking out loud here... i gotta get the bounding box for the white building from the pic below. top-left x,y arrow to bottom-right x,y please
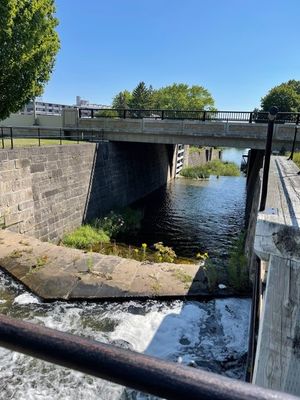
21,96 -> 110,116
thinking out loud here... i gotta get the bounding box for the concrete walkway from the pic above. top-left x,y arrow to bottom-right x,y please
0,230 -> 224,301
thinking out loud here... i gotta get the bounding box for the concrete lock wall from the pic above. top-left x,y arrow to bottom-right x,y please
183,147 -> 221,167
0,142 -> 175,242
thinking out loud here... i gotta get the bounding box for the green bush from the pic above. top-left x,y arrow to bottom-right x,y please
153,242 -> 177,263
95,109 -> 119,118
227,233 -> 250,292
94,208 -> 143,238
189,146 -> 203,154
292,152 -> 300,169
62,225 -> 109,250
180,166 -> 209,179
180,159 -> 240,179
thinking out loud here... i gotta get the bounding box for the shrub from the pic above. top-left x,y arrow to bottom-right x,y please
227,233 -> 250,292
153,242 -> 177,263
95,109 -> 119,118
180,159 -> 240,179
94,208 -> 143,238
94,211 -> 125,238
180,166 -> 209,179
292,152 -> 300,169
62,225 -> 109,250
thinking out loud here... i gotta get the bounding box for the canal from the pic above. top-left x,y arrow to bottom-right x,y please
0,148 -> 251,400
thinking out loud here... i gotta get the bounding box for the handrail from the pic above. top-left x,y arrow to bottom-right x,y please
0,314 -> 298,400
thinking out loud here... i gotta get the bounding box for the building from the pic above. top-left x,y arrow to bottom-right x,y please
21,96 -> 110,116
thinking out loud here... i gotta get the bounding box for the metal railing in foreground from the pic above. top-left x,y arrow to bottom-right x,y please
79,108 -> 300,124
0,314 -> 298,400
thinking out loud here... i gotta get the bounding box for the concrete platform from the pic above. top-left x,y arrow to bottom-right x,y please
0,230 -> 228,301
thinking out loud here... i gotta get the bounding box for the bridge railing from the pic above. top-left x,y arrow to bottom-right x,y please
78,108 -> 300,124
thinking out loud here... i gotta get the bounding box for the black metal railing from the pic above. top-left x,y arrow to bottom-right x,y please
0,313 -> 298,400
78,108 -> 300,124
0,126 -> 100,149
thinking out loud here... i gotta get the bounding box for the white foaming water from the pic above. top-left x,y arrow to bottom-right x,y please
13,293 -> 41,305
0,269 -> 251,399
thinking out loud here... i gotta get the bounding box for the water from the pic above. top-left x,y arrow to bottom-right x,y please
123,148 -> 247,267
0,148 -> 251,399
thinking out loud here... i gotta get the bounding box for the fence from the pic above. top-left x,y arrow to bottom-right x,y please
78,108 -> 300,124
0,125 -> 100,149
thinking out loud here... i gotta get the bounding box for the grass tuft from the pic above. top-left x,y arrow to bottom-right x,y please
62,225 -> 110,250
180,159 -> 240,179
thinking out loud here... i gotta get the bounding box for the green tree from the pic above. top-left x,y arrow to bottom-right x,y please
112,90 -> 132,109
261,82 -> 300,112
0,0 -> 60,120
152,83 -> 215,110
129,81 -> 152,109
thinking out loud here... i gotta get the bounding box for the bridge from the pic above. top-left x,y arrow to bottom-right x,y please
1,108 -> 300,398
65,108 -> 300,150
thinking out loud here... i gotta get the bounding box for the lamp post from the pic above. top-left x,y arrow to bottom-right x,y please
259,106 -> 279,212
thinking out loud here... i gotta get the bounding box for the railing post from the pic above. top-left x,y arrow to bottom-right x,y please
1,127 -> 4,149
259,106 -> 278,211
91,109 -> 94,119
123,109 -> 126,119
288,126 -> 298,161
249,112 -> 253,124
60,128 -> 62,145
10,127 -> 13,149
202,111 -> 206,122
78,109 -> 81,119
38,128 -> 41,147
161,110 -> 165,120
296,113 -> 300,126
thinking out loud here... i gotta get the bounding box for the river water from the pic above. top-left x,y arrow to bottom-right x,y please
0,148 -> 251,400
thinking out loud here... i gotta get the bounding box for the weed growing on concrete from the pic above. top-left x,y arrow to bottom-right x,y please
151,281 -> 161,295
62,225 -> 110,250
19,240 -> 30,246
172,269 -> 193,285
36,255 -> 48,267
153,242 -> 177,263
204,260 -> 218,290
87,253 -> 94,273
227,233 -> 250,292
25,255 -> 49,277
10,250 -> 22,258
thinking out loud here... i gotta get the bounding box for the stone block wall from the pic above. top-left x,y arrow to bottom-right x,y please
0,142 -> 174,242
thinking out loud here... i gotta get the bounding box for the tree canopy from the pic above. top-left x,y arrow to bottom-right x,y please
261,80 -> 300,112
152,83 -> 215,110
112,90 -> 132,109
112,82 -> 215,110
128,82 -> 153,109
0,0 -> 60,120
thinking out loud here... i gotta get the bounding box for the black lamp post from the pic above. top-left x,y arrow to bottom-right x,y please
259,106 -> 279,211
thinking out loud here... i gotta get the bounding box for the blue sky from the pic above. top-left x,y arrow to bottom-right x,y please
43,0 -> 300,110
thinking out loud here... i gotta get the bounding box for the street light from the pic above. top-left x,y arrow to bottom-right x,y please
259,106 -> 279,211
